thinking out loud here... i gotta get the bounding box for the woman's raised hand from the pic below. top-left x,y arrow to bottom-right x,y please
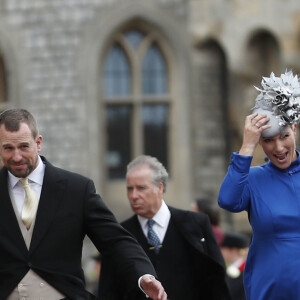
239,113 -> 270,156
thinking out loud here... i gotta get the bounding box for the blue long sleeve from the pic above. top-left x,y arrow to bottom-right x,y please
218,152 -> 252,212
218,150 -> 300,300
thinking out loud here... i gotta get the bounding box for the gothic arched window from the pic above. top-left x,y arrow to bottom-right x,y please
103,29 -> 170,179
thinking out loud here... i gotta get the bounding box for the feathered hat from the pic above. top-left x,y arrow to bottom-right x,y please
252,70 -> 300,137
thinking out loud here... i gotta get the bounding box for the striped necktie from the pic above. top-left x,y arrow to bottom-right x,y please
20,178 -> 39,230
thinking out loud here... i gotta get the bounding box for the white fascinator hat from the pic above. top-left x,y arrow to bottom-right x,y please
252,70 -> 300,137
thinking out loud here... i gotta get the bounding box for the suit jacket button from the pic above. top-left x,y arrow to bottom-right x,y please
28,262 -> 32,267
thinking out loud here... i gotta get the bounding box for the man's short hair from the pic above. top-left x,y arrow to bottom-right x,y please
127,155 -> 169,193
0,108 -> 39,138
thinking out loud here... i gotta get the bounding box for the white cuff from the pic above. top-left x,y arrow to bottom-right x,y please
138,274 -> 155,298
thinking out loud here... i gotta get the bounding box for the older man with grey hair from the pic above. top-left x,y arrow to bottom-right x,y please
99,155 -> 231,300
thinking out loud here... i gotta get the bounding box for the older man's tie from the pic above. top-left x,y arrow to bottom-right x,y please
20,178 -> 39,230
147,219 -> 161,254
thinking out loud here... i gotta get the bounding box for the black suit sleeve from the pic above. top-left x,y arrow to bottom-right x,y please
83,180 -> 156,298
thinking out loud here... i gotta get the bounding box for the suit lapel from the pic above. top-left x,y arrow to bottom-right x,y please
0,168 -> 28,253
29,158 -> 66,254
125,208 -> 205,252
123,216 -> 151,253
169,206 -> 206,252
132,217 -> 149,246
123,216 -> 146,242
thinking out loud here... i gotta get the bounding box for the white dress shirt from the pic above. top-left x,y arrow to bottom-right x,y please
7,156 -> 65,300
8,155 -> 45,215
137,200 -> 171,243
137,201 -> 171,297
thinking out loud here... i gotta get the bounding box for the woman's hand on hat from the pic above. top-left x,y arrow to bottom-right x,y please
239,113 -> 270,156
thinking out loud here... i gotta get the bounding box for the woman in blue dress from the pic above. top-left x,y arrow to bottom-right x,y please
218,71 -> 300,300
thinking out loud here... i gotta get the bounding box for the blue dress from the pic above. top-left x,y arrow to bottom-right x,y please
218,151 -> 300,300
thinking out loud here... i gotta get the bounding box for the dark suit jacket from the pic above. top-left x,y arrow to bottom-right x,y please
0,156 -> 156,300
99,206 -> 231,300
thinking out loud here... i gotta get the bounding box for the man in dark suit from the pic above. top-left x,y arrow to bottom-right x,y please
99,155 -> 231,300
0,109 -> 167,300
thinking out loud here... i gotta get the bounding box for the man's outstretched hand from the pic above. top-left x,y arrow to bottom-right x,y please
140,275 -> 168,300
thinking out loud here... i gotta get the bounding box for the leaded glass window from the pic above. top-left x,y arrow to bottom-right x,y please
103,29 -> 170,178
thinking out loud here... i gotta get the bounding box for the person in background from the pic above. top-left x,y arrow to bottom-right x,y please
218,70 -> 300,300
99,155 -> 231,300
220,233 -> 249,300
0,108 -> 167,300
191,197 -> 224,245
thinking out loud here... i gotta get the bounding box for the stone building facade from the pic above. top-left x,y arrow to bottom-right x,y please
1,1 -> 300,286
